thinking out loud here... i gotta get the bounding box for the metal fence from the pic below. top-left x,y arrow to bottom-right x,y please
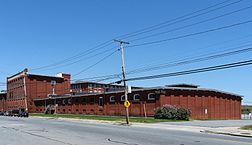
241,114 -> 252,120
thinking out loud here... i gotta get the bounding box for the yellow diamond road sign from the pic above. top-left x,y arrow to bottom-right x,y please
124,100 -> 131,108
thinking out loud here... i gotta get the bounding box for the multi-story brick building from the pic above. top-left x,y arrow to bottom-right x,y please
70,81 -> 138,94
0,91 -> 6,112
3,69 -> 243,119
34,85 -> 242,119
6,68 -> 70,113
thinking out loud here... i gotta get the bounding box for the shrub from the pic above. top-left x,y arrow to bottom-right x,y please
176,107 -> 191,121
154,105 -> 191,120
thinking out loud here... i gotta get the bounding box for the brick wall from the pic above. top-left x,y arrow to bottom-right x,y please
34,88 -> 242,119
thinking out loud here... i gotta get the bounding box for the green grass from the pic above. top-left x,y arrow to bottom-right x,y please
240,125 -> 252,130
30,113 -> 185,123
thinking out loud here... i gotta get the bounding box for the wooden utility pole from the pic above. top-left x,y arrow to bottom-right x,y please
114,39 -> 130,124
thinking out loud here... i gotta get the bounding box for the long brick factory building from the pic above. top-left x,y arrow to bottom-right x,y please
2,69 -> 242,119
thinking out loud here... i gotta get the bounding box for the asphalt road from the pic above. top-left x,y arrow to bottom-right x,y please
0,117 -> 252,145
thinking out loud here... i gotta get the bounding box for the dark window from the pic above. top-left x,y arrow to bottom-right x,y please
98,97 -> 104,106
148,93 -> 156,100
83,109 -> 86,112
134,94 -> 140,101
76,109 -> 79,112
90,97 -> 94,104
68,99 -> 72,104
75,98 -> 79,104
63,109 -> 65,112
82,97 -> 86,104
110,96 -> 115,102
121,95 -> 125,101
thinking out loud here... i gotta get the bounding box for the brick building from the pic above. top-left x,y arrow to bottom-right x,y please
34,85 -> 242,119
70,81 -> 140,94
0,91 -> 7,112
6,69 -> 70,113
70,81 -> 125,94
3,69 -> 242,119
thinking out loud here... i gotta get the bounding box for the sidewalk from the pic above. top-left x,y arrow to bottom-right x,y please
133,123 -> 252,138
202,127 -> 252,138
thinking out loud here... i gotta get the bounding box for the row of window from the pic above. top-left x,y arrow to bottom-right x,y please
109,93 -> 156,102
59,93 -> 156,105
71,83 -> 124,90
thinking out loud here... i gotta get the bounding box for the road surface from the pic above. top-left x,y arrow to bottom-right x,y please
0,116 -> 251,145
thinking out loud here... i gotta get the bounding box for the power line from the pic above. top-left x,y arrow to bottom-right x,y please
126,44 -> 252,74
74,44 -> 252,82
118,0 -> 241,39
130,4 -> 252,42
72,49 -> 119,77
30,40 -> 114,71
128,20 -> 252,48
29,0 -> 242,71
113,59 -> 252,83
35,46 -> 117,71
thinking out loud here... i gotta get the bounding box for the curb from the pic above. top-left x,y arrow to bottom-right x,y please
202,130 -> 252,138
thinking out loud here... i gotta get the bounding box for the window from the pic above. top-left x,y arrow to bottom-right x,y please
75,98 -> 79,104
110,96 -> 115,103
82,97 -> 86,104
98,97 -> 104,106
121,95 -> 125,101
148,93 -> 156,100
133,94 -> 140,101
68,99 -> 72,104
62,99 -> 66,105
90,97 -> 94,104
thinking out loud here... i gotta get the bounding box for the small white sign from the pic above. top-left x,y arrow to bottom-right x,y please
127,86 -> 132,93
205,109 -> 208,115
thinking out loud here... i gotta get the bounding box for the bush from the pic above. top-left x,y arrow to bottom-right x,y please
154,105 -> 191,120
176,107 -> 191,120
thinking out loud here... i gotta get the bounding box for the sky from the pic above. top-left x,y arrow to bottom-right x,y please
0,0 -> 251,105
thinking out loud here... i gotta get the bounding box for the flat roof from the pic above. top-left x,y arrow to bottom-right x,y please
27,74 -> 64,79
33,86 -> 242,101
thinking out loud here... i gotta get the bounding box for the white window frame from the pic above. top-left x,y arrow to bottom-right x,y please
109,96 -> 115,102
148,93 -> 156,100
121,95 -> 125,101
133,94 -> 140,101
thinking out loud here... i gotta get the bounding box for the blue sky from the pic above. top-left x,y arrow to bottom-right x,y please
0,0 -> 251,104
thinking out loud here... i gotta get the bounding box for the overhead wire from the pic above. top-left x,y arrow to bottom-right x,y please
72,49 -> 120,77
129,4 -> 252,42
118,0 -> 242,39
127,20 -> 252,48
29,0 -> 243,71
73,44 -> 252,82
112,59 -> 252,83
30,40 -> 114,71
126,44 -> 252,74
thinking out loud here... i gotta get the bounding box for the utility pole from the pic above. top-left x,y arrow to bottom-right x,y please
114,39 -> 130,124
